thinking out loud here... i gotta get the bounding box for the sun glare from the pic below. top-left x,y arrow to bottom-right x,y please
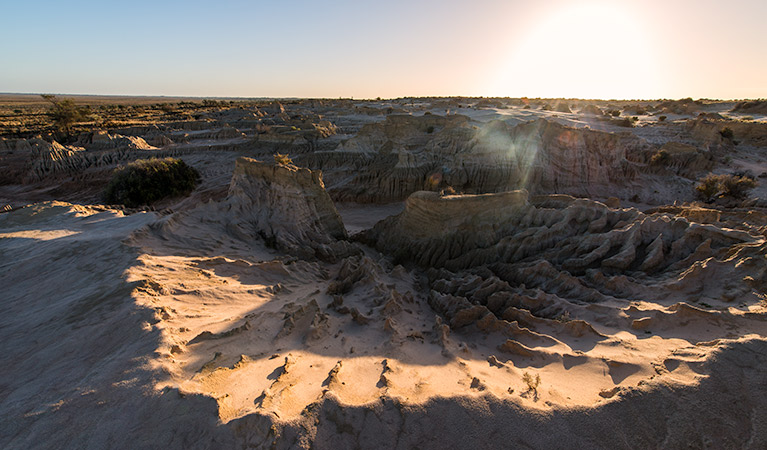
490,3 -> 660,99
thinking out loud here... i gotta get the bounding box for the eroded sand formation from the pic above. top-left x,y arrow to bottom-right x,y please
2,98 -> 767,448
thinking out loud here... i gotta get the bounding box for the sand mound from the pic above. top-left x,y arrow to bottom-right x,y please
554,102 -> 571,113
732,100 -> 767,115
579,104 -> 603,115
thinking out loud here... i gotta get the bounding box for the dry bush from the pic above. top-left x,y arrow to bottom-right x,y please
274,153 -> 293,165
719,127 -> 734,140
650,149 -> 671,166
695,173 -> 756,202
522,372 -> 541,393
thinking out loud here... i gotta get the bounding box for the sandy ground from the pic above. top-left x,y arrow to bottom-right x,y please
336,202 -> 405,234
3,198 -> 767,448
3,98 -> 767,448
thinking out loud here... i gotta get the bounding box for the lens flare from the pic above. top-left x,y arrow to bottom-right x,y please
469,120 -> 545,192
489,2 -> 661,99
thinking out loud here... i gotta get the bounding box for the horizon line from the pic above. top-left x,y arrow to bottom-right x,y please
1,92 -> 765,103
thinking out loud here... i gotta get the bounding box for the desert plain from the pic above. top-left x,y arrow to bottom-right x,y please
2,95 -> 767,448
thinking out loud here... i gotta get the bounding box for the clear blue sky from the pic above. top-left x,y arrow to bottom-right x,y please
2,0 -> 766,99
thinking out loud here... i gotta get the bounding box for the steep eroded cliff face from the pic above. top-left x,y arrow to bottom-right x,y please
228,157 -> 345,240
305,116 -> 661,203
220,157 -> 355,260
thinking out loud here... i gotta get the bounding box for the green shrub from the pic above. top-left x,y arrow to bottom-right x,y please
695,173 -> 756,202
426,125 -> 435,134
41,94 -> 91,133
658,115 -> 667,122
719,127 -> 734,140
104,157 -> 200,207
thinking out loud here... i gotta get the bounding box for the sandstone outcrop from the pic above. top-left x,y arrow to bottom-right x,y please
307,116 -> 652,203
225,157 -> 353,260
364,190 -> 760,274
686,116 -> 767,148
362,190 -> 766,344
634,141 -> 714,177
76,130 -> 156,151
22,139 -> 180,182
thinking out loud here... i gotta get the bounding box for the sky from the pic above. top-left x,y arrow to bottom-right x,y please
1,0 -> 766,100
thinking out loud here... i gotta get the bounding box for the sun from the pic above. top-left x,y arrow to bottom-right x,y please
490,3 -> 661,99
